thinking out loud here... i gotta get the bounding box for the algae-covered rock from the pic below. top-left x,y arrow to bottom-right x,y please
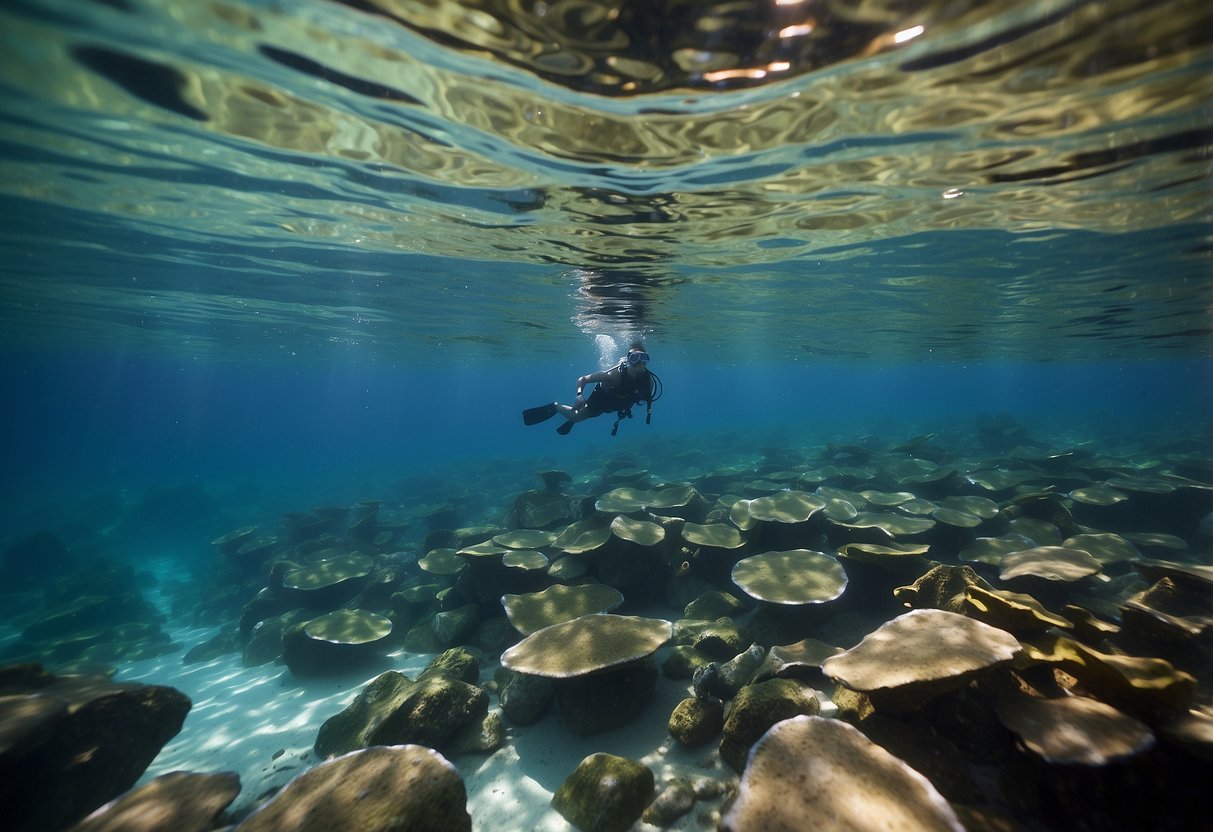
499,670 -> 555,725
432,604 -> 479,647
314,653 -> 489,758
510,489 -> 576,530
684,591 -> 746,621
893,563 -> 993,611
673,617 -> 748,660
668,696 -> 724,747
642,778 -> 696,826
236,745 -> 470,832
68,770 -> 240,832
662,645 -> 712,680
0,669 -> 191,832
422,646 -> 480,685
551,753 -> 654,832
447,711 -> 505,756
719,678 -> 820,771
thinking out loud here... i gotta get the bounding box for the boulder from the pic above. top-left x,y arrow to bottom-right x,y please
499,671 -> 554,725
67,771 -> 240,832
510,489 -> 576,530
0,667 -> 191,832
235,745 -> 470,832
668,696 -> 724,747
431,604 -> 479,647
720,678 -> 820,771
684,591 -> 746,621
641,778 -> 696,826
314,653 -> 489,758
551,753 -> 654,832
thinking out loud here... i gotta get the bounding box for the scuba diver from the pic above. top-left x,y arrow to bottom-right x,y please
522,342 -> 662,436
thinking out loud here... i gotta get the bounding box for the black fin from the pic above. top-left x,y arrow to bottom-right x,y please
522,403 -> 559,425
556,421 -> 573,435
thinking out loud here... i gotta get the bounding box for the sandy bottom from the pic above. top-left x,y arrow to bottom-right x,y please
118,617 -> 741,831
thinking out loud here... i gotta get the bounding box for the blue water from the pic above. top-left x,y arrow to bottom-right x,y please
4,349 -> 1208,544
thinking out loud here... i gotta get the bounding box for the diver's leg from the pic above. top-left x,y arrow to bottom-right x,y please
556,403 -> 592,422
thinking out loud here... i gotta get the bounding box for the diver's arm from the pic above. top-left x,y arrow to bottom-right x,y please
576,369 -> 610,396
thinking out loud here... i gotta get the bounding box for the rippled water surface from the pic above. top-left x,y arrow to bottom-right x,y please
1,0 -> 1210,361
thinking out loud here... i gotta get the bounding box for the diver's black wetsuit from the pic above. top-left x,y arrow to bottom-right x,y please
582,364 -> 653,418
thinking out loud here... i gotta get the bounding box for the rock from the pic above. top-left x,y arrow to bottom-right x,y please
720,678 -> 820,771
668,696 -> 724,747
0,667 -> 191,832
715,645 -> 767,699
554,659 -> 658,737
314,666 -> 489,758
242,611 -> 310,667
684,591 -> 746,621
642,778 -> 696,826
510,490 -> 576,530
237,589 -> 290,638
431,604 -> 479,647
551,753 -> 654,832
422,647 -> 480,685
314,671 -> 412,758
473,616 -> 519,654
662,645 -> 711,680
235,745 -> 470,832
67,771 -> 240,832
182,630 -> 241,665
447,711 -> 504,755
499,671 -> 554,725
370,675 -> 488,750
673,617 -> 748,660
404,622 -> 444,653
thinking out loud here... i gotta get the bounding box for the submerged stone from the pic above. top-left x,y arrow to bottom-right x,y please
236,745 -> 470,832
551,753 -> 654,832
719,677 -> 820,771
668,696 -> 724,747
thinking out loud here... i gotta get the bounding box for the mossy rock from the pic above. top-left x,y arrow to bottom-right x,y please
668,696 -> 724,747
662,645 -> 712,680
511,490 -> 576,530
673,617 -> 748,660
239,745 -> 470,832
551,753 -> 654,832
314,662 -> 489,758
684,591 -> 746,621
719,678 -> 821,771
431,604 -> 479,647
499,670 -> 555,725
